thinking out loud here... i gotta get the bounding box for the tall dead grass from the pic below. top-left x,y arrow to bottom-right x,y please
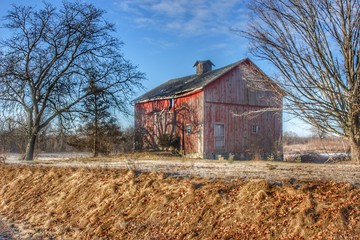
0,165 -> 359,239
284,138 -> 349,154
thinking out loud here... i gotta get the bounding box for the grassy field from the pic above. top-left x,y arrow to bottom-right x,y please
0,158 -> 359,239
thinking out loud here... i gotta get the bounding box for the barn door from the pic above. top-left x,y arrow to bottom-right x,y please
214,123 -> 225,149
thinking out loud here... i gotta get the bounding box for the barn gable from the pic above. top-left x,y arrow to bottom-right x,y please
202,60 -> 283,159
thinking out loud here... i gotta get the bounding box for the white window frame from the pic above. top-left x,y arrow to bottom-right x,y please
214,123 -> 225,149
252,124 -> 259,134
185,124 -> 191,135
168,98 -> 175,109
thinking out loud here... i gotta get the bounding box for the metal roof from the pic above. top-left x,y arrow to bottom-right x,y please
135,59 -> 248,103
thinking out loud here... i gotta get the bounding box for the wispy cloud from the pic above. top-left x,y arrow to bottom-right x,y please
114,0 -> 248,37
150,1 -> 187,16
210,43 -> 229,49
142,37 -> 177,49
133,17 -> 156,27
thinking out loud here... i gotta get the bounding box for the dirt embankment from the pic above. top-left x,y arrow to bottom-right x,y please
0,165 -> 359,239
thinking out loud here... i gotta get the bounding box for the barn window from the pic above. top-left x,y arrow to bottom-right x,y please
185,124 -> 191,135
214,123 -> 225,148
252,125 -> 259,134
168,98 -> 174,109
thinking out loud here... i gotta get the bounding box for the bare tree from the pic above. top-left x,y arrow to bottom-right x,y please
0,2 -> 145,160
135,99 -> 202,155
69,79 -> 125,157
240,0 -> 360,161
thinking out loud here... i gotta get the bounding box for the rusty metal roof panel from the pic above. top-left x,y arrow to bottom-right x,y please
135,60 -> 244,103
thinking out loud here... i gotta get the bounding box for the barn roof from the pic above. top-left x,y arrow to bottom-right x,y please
134,58 -> 258,103
134,58 -> 282,103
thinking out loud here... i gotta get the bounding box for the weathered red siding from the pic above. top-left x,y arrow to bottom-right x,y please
203,62 -> 282,159
135,91 -> 204,156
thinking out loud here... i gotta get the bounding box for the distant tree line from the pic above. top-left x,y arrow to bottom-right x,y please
0,117 -> 135,156
283,130 -> 349,150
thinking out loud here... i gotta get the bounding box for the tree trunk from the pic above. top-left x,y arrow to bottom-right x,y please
24,133 -> 37,161
93,94 -> 99,157
92,119 -> 99,157
350,140 -> 360,162
93,129 -> 98,158
349,110 -> 360,161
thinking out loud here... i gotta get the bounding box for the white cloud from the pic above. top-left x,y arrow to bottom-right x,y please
142,37 -> 177,49
150,1 -> 187,16
210,43 -> 228,49
133,17 -> 156,27
113,0 -> 248,37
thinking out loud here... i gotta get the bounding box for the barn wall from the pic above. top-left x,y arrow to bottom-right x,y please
203,62 -> 282,160
135,91 -> 204,156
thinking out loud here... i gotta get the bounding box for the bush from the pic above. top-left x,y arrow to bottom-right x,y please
158,134 -> 180,150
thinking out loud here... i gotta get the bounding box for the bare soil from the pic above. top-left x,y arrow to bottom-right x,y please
0,153 -> 359,239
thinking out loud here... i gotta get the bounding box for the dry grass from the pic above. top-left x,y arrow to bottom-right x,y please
0,164 -> 359,239
284,138 -> 349,154
68,151 -> 186,162
284,138 -> 351,163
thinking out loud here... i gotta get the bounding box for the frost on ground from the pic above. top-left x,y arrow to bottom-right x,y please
3,152 -> 360,183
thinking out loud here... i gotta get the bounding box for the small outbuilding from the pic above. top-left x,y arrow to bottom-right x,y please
134,58 -> 283,160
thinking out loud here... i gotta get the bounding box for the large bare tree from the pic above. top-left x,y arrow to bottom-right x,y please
0,2 -> 144,160
241,0 -> 360,161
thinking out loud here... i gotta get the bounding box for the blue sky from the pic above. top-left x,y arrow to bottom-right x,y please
0,0 -> 311,135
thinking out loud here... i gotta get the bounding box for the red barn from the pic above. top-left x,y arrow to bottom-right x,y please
134,58 -> 283,160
